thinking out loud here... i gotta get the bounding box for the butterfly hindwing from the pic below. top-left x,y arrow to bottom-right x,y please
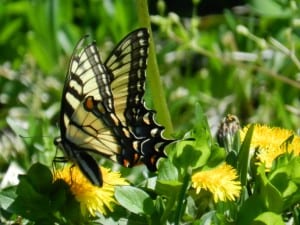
105,28 -> 173,171
105,29 -> 149,125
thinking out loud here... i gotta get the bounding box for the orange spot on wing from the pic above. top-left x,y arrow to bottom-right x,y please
150,156 -> 157,166
84,96 -> 94,110
123,159 -> 130,167
123,153 -> 141,167
134,153 -> 140,163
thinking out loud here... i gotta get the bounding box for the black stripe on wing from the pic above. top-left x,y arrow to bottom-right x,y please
105,28 -> 174,171
61,36 -> 124,158
62,36 -> 114,126
105,28 -> 149,125
56,36 -> 117,186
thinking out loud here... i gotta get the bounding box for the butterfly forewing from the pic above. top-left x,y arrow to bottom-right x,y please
61,37 -> 120,155
64,40 -> 114,115
56,37 -> 121,186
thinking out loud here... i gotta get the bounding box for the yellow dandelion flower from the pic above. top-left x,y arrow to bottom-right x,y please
240,124 -> 300,169
191,163 -> 241,202
53,165 -> 128,216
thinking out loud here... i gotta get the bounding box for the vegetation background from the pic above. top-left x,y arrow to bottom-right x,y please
0,0 -> 300,224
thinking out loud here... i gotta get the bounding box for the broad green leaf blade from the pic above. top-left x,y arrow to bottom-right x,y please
253,212 -> 285,225
157,159 -> 178,181
26,163 -> 53,191
115,186 -> 154,215
155,180 -> 182,197
0,186 -> 17,210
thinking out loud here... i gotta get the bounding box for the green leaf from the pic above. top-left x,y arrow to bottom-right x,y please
198,211 -> 218,225
8,163 -> 84,224
253,212 -> 285,225
249,0 -> 291,18
157,159 -> 178,181
270,169 -> 297,199
9,165 -> 55,222
237,195 -> 266,225
127,213 -> 148,225
26,163 -> 53,191
16,176 -> 45,202
270,155 -> 300,184
206,144 -> 226,168
268,155 -> 300,208
0,186 -> 17,210
155,180 -> 182,197
115,186 -> 154,215
27,33 -> 58,73
173,141 -> 203,171
49,179 -> 69,211
238,124 -> 254,186
263,183 -> 283,212
0,18 -> 23,43
172,125 -> 212,174
256,166 -> 283,212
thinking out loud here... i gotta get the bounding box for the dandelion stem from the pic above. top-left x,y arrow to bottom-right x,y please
174,173 -> 190,225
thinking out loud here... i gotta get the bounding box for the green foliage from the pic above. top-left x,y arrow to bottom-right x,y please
1,0 -> 300,224
115,186 -> 155,215
2,163 -> 84,224
237,153 -> 300,225
237,124 -> 254,186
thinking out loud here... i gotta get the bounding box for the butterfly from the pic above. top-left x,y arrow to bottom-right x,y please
54,28 -> 174,186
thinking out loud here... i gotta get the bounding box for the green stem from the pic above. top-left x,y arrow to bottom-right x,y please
174,173 -> 190,225
136,0 -> 174,137
160,196 -> 176,224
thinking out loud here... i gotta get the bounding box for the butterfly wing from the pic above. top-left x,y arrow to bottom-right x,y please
56,37 -> 121,186
56,29 -> 174,187
105,28 -> 174,171
105,29 -> 148,125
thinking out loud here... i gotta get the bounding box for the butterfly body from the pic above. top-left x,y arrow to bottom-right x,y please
55,28 -> 173,186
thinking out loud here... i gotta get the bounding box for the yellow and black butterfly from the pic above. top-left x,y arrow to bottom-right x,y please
54,28 -> 173,186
